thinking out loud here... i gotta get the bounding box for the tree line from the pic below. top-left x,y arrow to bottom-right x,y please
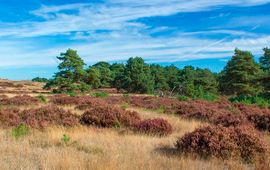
38,48 -> 270,98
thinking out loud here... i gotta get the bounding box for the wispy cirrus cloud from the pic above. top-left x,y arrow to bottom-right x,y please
0,0 -> 269,70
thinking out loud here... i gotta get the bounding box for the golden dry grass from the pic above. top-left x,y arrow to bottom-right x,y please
0,125 -> 250,170
0,80 -> 262,170
0,105 -> 252,170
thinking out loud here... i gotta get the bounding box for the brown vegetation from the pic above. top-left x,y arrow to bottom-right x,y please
175,125 -> 267,162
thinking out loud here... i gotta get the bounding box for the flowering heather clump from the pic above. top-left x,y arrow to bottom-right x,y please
0,108 -> 21,127
234,103 -> 270,131
49,95 -> 81,105
80,105 -> 141,128
211,113 -> 248,127
247,112 -> 270,131
50,95 -> 108,107
175,125 -> 266,162
103,96 -> 126,105
20,105 -> 79,128
74,98 -> 108,110
0,94 -> 8,99
0,95 -> 39,106
133,118 -> 172,136
175,100 -> 233,121
128,96 -> 180,113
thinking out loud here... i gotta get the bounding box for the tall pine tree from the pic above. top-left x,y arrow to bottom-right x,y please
220,48 -> 262,96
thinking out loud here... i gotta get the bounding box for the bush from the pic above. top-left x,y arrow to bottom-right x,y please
229,95 -> 270,108
12,123 -> 30,139
20,105 -> 79,128
61,134 -> 71,145
32,77 -> 49,83
49,95 -> 80,105
247,112 -> 270,131
175,125 -> 266,162
234,103 -> 270,131
129,96 -> 180,114
133,118 -> 172,136
175,100 -> 232,120
0,95 -> 40,106
177,95 -> 189,101
211,113 -> 248,127
38,95 -> 47,103
80,105 -> 141,128
91,92 -> 109,98
0,108 -> 21,127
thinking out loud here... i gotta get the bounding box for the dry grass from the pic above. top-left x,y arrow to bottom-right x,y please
0,107 -> 251,170
0,80 -> 264,170
0,125 -> 250,170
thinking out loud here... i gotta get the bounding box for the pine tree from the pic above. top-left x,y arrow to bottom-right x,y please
220,48 -> 262,96
45,49 -> 89,93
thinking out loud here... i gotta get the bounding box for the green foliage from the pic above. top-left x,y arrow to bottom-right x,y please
12,123 -> 30,139
259,47 -> 270,93
38,94 -> 47,103
123,93 -> 129,99
91,92 -> 109,98
260,47 -> 270,71
177,95 -> 189,101
150,64 -> 170,91
44,49 -> 90,93
91,62 -> 113,87
119,57 -> 155,94
172,66 -> 219,100
32,77 -> 49,83
85,67 -> 101,89
220,48 -> 263,96
164,65 -> 180,90
61,134 -> 71,145
229,95 -> 270,108
195,92 -> 218,101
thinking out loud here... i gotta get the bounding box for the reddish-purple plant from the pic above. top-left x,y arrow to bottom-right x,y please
80,105 -> 141,128
0,108 -> 21,127
20,105 -> 79,128
211,113 -> 248,127
133,118 -> 172,136
175,125 -> 266,161
0,95 -> 39,106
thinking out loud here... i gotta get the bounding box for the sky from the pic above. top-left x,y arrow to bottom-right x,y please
0,0 -> 269,80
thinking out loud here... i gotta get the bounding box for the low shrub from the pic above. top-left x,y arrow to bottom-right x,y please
129,96 -> 180,114
12,123 -> 30,139
61,134 -> 71,145
175,125 -> 266,162
74,98 -> 107,111
234,103 -> 270,131
0,95 -> 39,106
80,105 -> 141,128
0,108 -> 21,127
177,95 -> 189,101
247,112 -> 270,131
230,95 -> 270,108
49,95 -> 81,105
211,113 -> 248,127
20,105 -> 79,128
91,92 -> 109,98
175,100 -> 233,121
38,94 -> 47,103
133,118 -> 172,136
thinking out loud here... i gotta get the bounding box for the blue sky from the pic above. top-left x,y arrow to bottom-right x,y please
0,0 -> 269,80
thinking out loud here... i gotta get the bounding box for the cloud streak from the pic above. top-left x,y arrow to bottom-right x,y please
0,0 -> 269,68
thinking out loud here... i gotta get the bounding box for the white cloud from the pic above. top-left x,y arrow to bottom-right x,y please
0,0 -> 269,67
